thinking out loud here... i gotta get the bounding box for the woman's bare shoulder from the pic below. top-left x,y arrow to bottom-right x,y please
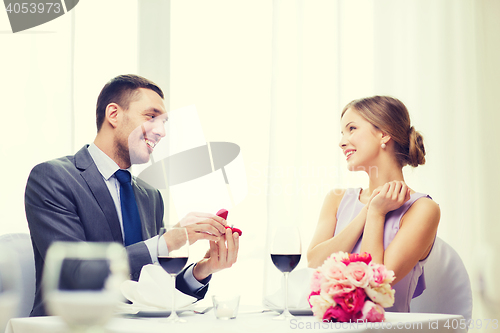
324,188 -> 346,207
411,196 -> 440,213
329,188 -> 347,198
315,189 -> 346,220
403,196 -> 441,227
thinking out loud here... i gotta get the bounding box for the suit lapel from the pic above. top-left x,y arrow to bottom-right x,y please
75,146 -> 123,243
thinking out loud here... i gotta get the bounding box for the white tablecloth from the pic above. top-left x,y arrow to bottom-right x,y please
5,310 -> 467,333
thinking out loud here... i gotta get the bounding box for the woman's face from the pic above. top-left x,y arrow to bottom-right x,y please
339,107 -> 383,170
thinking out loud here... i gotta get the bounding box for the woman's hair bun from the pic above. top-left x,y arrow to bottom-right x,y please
408,126 -> 426,167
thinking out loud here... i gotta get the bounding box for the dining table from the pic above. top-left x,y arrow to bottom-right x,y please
5,306 -> 468,333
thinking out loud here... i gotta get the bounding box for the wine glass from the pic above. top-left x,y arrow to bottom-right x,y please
270,226 -> 302,320
43,242 -> 129,333
157,227 -> 189,323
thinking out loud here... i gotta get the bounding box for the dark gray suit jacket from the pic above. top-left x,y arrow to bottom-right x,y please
25,145 -> 209,316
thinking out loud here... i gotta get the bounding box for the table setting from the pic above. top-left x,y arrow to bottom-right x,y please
3,226 -> 468,333
118,264 -> 197,317
5,306 -> 467,333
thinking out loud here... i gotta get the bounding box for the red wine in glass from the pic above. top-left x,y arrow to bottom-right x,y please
157,227 -> 189,323
158,257 -> 188,275
270,226 -> 302,320
271,254 -> 301,273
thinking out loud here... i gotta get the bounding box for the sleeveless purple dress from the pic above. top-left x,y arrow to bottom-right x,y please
334,188 -> 431,312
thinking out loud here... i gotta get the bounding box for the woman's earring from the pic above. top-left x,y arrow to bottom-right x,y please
381,143 -> 386,149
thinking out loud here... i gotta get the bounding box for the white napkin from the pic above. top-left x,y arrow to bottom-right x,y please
263,268 -> 314,310
119,264 -> 197,313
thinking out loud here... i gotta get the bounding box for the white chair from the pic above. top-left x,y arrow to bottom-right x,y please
410,237 -> 473,322
0,233 -> 35,317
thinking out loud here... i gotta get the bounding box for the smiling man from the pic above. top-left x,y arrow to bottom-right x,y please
25,74 -> 239,316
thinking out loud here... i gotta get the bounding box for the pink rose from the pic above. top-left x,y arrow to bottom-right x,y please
359,301 -> 385,322
329,252 -> 350,263
344,262 -> 373,288
320,259 -> 348,283
320,279 -> 355,297
308,290 -> 321,317
342,252 -> 372,265
323,305 -> 352,322
333,288 -> 366,316
310,270 -> 325,292
309,291 -> 335,320
308,290 -> 320,305
369,263 -> 395,287
364,283 -> 395,308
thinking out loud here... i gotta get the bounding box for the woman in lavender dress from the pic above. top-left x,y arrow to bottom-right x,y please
307,96 -> 440,312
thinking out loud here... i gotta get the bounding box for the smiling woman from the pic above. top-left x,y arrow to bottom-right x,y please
339,96 -> 426,172
340,97 -> 425,169
307,96 -> 440,313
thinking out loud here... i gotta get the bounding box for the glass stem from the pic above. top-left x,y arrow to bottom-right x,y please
171,273 -> 176,317
284,272 -> 289,313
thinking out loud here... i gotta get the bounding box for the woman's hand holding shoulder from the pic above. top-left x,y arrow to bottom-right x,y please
368,181 -> 411,216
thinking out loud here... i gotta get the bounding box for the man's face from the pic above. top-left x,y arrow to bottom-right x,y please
116,88 -> 167,166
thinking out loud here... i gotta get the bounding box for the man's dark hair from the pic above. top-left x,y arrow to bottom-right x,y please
95,74 -> 164,131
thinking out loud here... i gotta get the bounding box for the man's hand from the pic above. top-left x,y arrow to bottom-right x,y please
167,212 -> 227,246
192,228 -> 240,281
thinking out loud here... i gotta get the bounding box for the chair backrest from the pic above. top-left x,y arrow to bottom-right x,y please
410,237 -> 472,321
0,233 -> 35,317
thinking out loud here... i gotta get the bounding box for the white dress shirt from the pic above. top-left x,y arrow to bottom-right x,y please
87,143 -> 205,292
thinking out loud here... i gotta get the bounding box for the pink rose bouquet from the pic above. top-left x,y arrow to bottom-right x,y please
308,252 -> 395,322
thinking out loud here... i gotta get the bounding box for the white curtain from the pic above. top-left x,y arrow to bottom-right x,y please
0,11 -> 74,234
473,0 -> 500,320
0,0 -> 139,236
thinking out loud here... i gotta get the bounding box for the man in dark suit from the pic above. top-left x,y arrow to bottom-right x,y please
25,74 -> 239,316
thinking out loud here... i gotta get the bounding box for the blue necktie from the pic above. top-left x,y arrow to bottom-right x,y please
115,170 -> 142,246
